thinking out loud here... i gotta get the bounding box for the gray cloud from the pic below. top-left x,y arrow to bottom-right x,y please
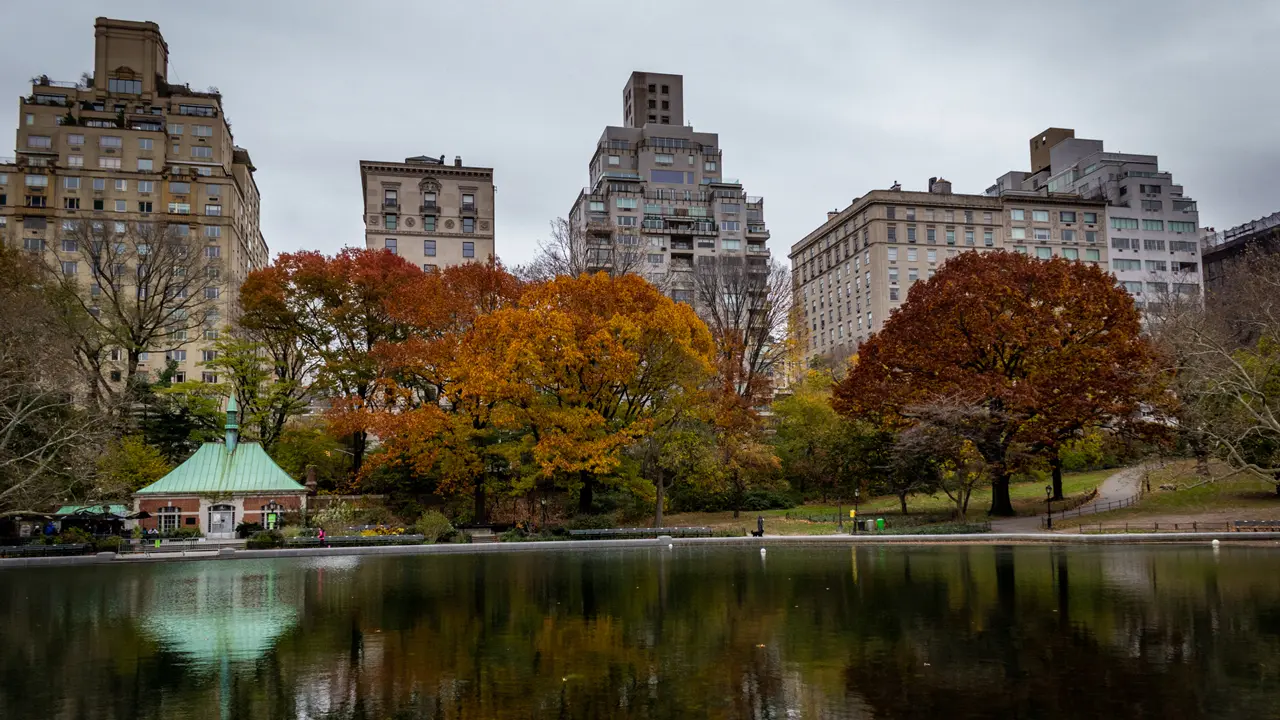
3,0 -> 1277,264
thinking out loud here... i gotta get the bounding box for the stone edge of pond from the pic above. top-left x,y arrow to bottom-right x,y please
3,532 -> 1278,569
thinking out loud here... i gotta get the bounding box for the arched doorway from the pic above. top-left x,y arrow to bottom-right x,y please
207,504 -> 235,538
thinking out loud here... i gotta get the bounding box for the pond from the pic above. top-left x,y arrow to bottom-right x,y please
2,544 -> 1279,719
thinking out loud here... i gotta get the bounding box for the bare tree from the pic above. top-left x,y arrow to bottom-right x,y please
1149,250 -> 1280,493
895,398 -> 1001,519
41,218 -> 224,403
521,217 -> 647,281
0,248 -> 109,516
693,255 -> 792,405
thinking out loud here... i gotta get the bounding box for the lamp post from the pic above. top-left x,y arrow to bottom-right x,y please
853,487 -> 861,535
1045,485 -> 1054,530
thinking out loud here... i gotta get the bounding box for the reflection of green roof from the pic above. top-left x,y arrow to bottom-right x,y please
55,504 -> 129,516
139,562 -> 299,665
136,442 -> 305,495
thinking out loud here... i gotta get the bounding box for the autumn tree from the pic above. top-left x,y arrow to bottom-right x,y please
771,371 -> 840,496
237,248 -> 423,472
521,217 -> 646,281
894,399 -> 999,519
42,219 -> 224,405
833,251 -> 1156,516
497,273 -> 716,514
357,261 -> 524,522
694,256 -> 792,407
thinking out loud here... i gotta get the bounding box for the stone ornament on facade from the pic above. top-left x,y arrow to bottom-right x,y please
446,219 -> 455,229
405,217 -> 415,227
369,214 -> 379,225
480,221 -> 490,231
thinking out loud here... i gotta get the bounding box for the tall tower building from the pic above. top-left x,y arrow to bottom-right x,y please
359,154 -> 495,271
0,17 -> 266,385
568,71 -> 771,306
992,128 -> 1203,306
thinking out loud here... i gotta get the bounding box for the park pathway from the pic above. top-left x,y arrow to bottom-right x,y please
988,465 -> 1145,534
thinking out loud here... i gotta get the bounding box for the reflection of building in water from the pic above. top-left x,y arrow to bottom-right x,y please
138,562 -> 301,666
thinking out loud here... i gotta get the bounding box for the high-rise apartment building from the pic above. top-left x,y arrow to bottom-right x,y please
1201,210 -> 1280,292
360,154 -> 494,271
991,128 -> 1203,305
790,178 -> 1106,366
568,71 -> 770,305
0,17 -> 266,385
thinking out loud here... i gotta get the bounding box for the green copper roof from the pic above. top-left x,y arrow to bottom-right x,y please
136,442 -> 306,496
55,504 -> 129,516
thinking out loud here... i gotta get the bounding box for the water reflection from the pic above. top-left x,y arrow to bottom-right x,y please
0,545 -> 1278,719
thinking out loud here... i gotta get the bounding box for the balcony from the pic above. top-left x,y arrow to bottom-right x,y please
420,201 -> 438,213
587,214 -> 612,232
671,240 -> 693,251
747,224 -> 769,237
747,244 -> 769,255
461,203 -> 477,214
382,201 -> 400,211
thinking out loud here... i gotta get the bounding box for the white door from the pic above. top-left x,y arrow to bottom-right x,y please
207,504 -> 235,538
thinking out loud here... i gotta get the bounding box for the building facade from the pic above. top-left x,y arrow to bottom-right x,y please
1201,210 -> 1280,292
360,154 -> 495,271
0,17 -> 266,385
790,178 -> 1106,366
568,72 -> 771,305
991,128 -> 1202,306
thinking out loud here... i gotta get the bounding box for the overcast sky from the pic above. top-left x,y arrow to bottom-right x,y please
4,1 -> 1278,265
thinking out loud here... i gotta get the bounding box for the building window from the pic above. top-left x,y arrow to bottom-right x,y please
68,155 -> 84,167
925,228 -> 936,244
138,201 -> 153,213
423,263 -> 438,273
1062,229 -> 1076,243
64,197 -> 80,209
1034,228 -> 1050,242
1122,281 -> 1144,294
1111,217 -> 1139,230
616,197 -> 638,210
203,287 -> 220,300
1169,240 -> 1197,252
205,245 -> 221,258
906,226 -> 916,242
1139,184 -> 1163,194
705,161 -> 717,171
1169,221 -> 1196,233
607,155 -> 620,166
463,241 -> 475,258
168,202 -> 190,214
67,134 -> 85,146
423,216 -> 436,232
1085,248 -> 1100,262
26,135 -> 52,149
1113,258 -> 1142,271
1060,211 -> 1076,223
1013,246 -> 1027,255
137,159 -> 154,171
1062,248 -> 1079,260
886,225 -> 896,242
654,153 -> 674,165
114,200 -> 126,212
984,230 -> 994,246
1083,212 -> 1098,224
194,124 -> 213,137
462,193 -> 475,209
1032,210 -> 1049,223
205,204 -> 222,216
201,372 -> 218,383
1142,219 -> 1164,231
617,216 -> 637,227
946,229 -> 956,245
384,238 -> 397,254
61,261 -> 78,276
722,239 -> 740,250
192,146 -> 213,159
461,217 -> 475,233
1143,238 -> 1166,251
907,248 -> 917,261
887,248 -> 898,261
1035,247 -> 1052,259
1010,209 -> 1025,221
385,214 -> 397,230
1146,260 -> 1168,272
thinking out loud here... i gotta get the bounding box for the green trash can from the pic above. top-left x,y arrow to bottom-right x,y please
875,518 -> 886,531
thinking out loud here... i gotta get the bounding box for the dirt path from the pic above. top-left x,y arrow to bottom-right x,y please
989,466 -> 1144,534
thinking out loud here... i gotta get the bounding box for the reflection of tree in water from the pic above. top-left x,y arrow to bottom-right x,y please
2,547 -> 1280,719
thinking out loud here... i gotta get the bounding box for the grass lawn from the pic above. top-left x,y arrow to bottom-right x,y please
663,468 -> 1118,536
1054,459 -> 1280,530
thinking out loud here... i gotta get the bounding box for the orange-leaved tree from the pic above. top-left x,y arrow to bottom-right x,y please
492,272 -> 716,514
832,251 -> 1157,516
238,248 -> 423,474
357,261 -> 524,522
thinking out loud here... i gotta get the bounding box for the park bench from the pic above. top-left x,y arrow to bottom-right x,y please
285,534 -> 426,547
1232,520 -> 1280,532
0,543 -> 92,558
567,527 -> 713,540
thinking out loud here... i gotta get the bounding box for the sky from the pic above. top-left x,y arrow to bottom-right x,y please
3,1 -> 1279,266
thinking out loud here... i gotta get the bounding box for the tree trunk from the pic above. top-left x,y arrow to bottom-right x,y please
655,473 -> 665,529
578,472 -> 594,515
989,472 -> 1015,517
1050,448 -> 1065,501
899,492 -> 909,515
351,430 -> 367,475
473,478 -> 487,525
